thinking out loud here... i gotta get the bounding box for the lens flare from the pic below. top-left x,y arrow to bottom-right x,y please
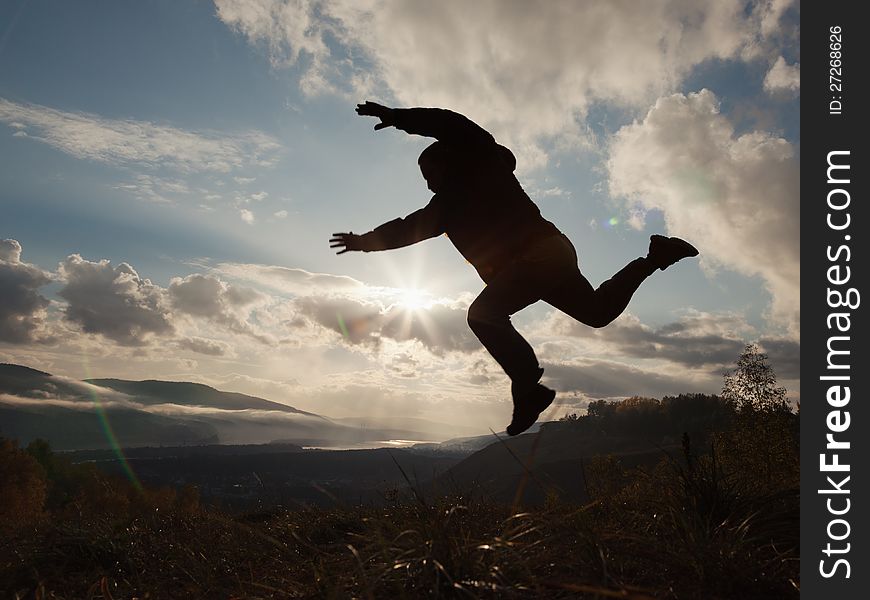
336,312 -> 350,338
81,357 -> 142,491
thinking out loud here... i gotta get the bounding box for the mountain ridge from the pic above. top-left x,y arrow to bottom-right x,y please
0,363 -> 469,450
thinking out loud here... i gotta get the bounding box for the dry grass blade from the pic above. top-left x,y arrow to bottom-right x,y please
486,428 -> 550,512
542,581 -> 657,599
387,449 -> 427,507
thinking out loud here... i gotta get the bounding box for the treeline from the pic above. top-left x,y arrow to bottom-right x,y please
547,393 -> 733,442
0,437 -> 200,533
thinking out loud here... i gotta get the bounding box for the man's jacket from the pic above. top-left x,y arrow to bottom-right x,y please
357,108 -> 561,283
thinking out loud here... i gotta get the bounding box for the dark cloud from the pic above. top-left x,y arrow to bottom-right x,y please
466,358 -> 501,386
294,295 -> 383,345
58,255 -> 174,346
547,311 -> 764,370
757,337 -> 800,380
177,337 -> 228,356
0,239 -> 53,344
542,359 -> 714,399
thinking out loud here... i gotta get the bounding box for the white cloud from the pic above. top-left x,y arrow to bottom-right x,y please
763,55 -> 800,94
211,262 -> 366,295
274,209 -> 289,219
606,90 -> 799,333
0,97 -> 281,173
240,208 -> 256,224
0,393 -> 140,411
0,238 -> 23,263
214,0 -> 793,167
114,174 -> 194,204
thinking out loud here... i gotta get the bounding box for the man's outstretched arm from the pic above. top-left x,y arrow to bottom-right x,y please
356,101 -> 494,146
330,200 -> 445,254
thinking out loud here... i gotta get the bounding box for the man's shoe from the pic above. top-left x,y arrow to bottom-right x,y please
506,384 -> 555,436
510,367 -> 545,403
648,235 -> 699,271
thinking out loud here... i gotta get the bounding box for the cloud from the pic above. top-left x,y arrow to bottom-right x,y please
763,55 -> 800,94
212,262 -> 366,295
542,358 -> 716,399
297,382 -> 429,419
57,255 -> 174,346
240,208 -> 255,224
0,238 -> 23,262
141,402 -> 324,424
293,293 -> 477,353
0,393 -> 140,411
606,90 -> 799,333
0,97 -> 281,173
168,274 -> 271,343
113,174 -> 195,204
202,260 -> 484,353
0,375 -> 147,408
214,0 -> 793,167
177,336 -> 231,356
755,337 -> 800,380
540,307 -> 798,380
379,298 -> 477,353
0,240 -> 54,344
542,310 -> 753,367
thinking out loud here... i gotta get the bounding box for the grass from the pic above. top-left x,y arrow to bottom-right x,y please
2,403 -> 799,599
2,456 -> 798,599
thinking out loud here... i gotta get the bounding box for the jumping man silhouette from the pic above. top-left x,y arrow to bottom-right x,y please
331,102 -> 699,436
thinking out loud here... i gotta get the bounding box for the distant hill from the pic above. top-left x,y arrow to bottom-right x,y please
436,395 -> 732,504
0,363 -> 459,450
0,363 -> 99,399
434,426 -> 678,504
0,404 -> 219,451
86,378 -> 321,417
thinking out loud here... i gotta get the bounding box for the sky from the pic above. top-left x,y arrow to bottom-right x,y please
0,0 -> 800,431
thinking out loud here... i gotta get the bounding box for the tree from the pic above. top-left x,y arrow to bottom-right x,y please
717,344 -> 797,490
0,438 -> 47,530
721,344 -> 788,413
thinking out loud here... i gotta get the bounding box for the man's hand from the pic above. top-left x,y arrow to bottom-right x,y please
356,101 -> 395,131
330,232 -> 366,255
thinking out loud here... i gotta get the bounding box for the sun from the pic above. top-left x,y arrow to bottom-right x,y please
397,288 -> 429,311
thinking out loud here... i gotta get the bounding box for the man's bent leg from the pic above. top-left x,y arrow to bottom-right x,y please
544,257 -> 656,328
